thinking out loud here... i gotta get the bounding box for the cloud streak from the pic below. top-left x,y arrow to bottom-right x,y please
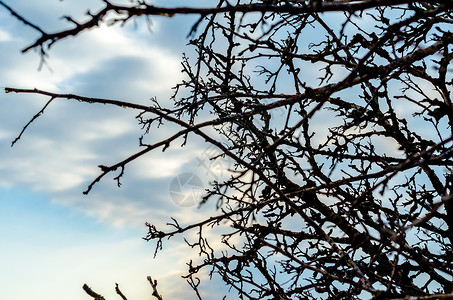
0,1 -> 226,299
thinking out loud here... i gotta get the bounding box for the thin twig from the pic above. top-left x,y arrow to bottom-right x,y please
82,284 -> 105,300
115,283 -> 128,300
147,276 -> 163,300
10,95 -> 55,147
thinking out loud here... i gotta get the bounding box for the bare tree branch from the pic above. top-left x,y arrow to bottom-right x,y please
4,0 -> 453,299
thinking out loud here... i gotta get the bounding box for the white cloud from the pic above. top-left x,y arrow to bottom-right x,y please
0,2 -> 227,300
0,28 -> 10,41
130,146 -> 203,180
44,24 -> 183,97
75,118 -> 137,141
0,7 -> 187,197
0,127 -> 13,140
0,137 -> 97,191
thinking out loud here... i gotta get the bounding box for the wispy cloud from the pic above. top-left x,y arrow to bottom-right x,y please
0,1 -> 222,299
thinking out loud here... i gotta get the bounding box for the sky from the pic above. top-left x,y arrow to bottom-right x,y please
2,1 -> 450,299
0,0 -> 228,299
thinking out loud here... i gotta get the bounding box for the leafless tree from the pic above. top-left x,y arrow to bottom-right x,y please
3,0 -> 453,299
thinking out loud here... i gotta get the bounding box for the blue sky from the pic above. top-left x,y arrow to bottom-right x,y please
0,2 -> 408,298
0,1 -> 228,299
2,1 -> 451,299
